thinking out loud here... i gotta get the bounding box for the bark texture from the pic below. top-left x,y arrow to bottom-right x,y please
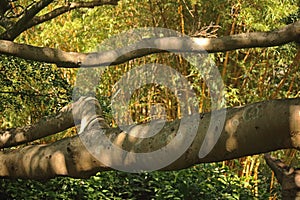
0,20 -> 299,67
0,102 -> 74,148
0,97 -> 299,179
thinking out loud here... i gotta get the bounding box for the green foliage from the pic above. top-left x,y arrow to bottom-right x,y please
0,163 -> 268,199
0,56 -> 72,128
1,0 -> 299,198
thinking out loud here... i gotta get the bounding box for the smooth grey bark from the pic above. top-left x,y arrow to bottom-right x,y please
0,20 -> 299,67
0,103 -> 74,148
0,97 -> 299,179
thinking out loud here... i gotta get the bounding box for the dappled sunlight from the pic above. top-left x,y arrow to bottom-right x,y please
0,130 -> 11,145
50,151 -> 68,175
0,0 -> 299,198
225,113 -> 242,152
21,145 -> 48,177
193,38 -> 210,48
154,37 -> 185,50
289,105 -> 300,149
114,132 -> 127,147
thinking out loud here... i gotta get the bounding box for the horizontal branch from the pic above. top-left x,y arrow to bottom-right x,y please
0,20 -> 299,67
0,97 -> 299,179
24,0 -> 120,32
1,0 -> 54,40
0,103 -> 74,148
0,96 -> 108,148
0,0 -> 120,40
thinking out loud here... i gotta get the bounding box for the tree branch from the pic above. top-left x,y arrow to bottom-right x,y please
27,0 -> 119,28
0,97 -> 299,179
0,102 -> 74,148
1,0 -> 54,40
0,97 -> 107,148
0,20 -> 299,67
0,0 -> 120,40
0,0 -> 12,17
264,154 -> 300,199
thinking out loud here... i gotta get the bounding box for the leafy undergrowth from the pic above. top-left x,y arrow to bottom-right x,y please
0,162 -> 280,199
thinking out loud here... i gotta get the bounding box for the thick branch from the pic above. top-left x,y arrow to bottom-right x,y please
1,0 -> 54,40
0,97 -> 108,148
0,0 -> 119,40
0,20 -> 299,67
28,0 -> 119,28
0,103 -> 74,148
0,97 -> 300,179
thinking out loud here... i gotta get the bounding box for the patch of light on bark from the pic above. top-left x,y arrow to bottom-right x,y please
193,38 -> 209,48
